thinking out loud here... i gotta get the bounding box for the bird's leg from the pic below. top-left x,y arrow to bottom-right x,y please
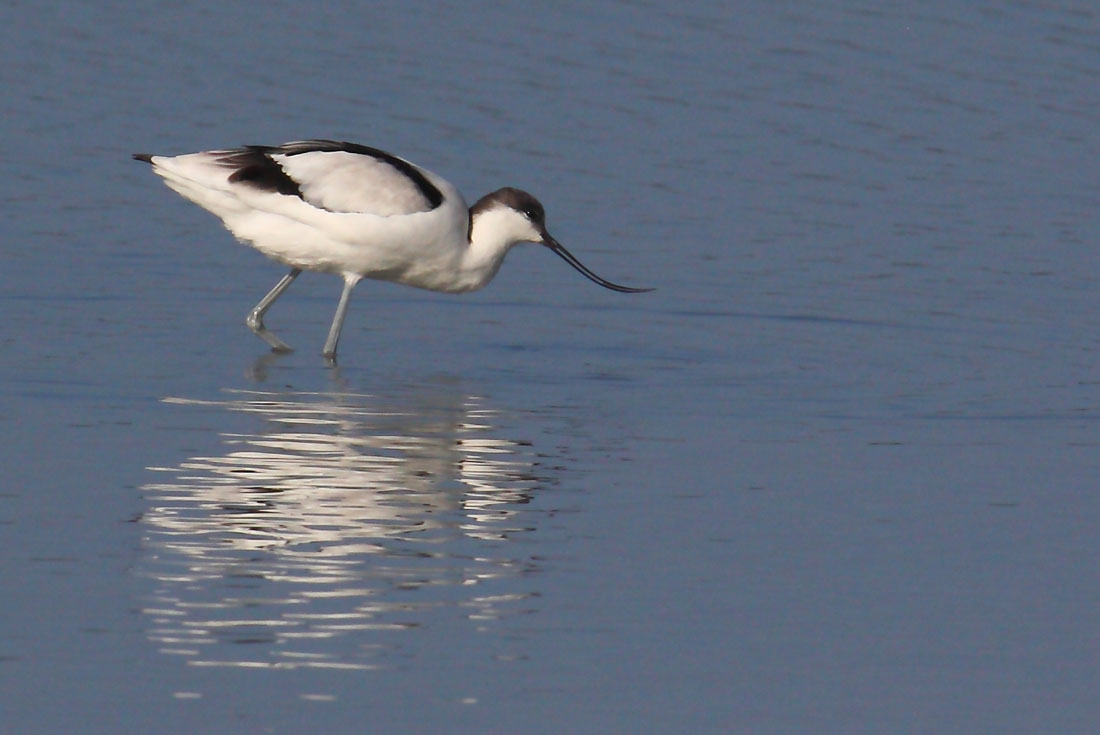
322,275 -> 360,363
246,267 -> 301,352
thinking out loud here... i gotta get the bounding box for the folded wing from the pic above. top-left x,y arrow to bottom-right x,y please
216,140 -> 445,217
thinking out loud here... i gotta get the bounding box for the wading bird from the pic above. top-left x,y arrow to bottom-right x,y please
134,140 -> 651,361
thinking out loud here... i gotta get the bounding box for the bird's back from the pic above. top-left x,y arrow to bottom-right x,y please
135,142 -> 472,283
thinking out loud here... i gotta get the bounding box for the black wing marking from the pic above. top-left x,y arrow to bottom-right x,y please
278,140 -> 444,209
216,140 -> 444,211
220,146 -> 303,197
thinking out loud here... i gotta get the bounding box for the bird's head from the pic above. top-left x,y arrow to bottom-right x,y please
468,187 -> 653,293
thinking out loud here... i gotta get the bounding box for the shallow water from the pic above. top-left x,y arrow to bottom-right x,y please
3,1 -> 1100,733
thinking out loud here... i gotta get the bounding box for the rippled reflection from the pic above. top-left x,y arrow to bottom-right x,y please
139,387 -> 546,672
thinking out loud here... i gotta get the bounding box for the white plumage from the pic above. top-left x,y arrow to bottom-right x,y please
134,140 -> 651,361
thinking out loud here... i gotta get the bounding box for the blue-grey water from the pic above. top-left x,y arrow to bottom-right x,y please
3,1 -> 1100,733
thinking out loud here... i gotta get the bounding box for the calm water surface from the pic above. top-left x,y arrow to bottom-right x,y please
3,1 -> 1100,733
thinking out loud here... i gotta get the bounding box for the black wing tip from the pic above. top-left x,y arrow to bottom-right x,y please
215,148 -> 304,198
132,153 -> 155,164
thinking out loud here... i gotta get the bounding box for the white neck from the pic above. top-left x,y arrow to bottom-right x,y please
457,206 -> 537,291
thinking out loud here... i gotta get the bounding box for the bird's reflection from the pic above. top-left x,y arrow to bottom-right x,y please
139,386 -> 547,671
